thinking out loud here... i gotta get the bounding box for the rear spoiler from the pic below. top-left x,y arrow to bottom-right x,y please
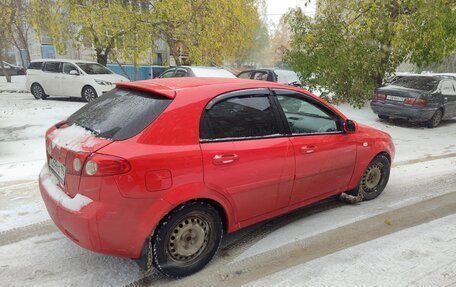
115,81 -> 176,99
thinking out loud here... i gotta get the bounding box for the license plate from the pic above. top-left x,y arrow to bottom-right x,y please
386,95 -> 404,102
49,157 -> 66,184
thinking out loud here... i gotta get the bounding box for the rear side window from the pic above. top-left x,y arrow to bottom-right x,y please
28,62 -> 43,70
391,76 -> 439,91
44,62 -> 61,73
201,95 -> 280,140
67,89 -> 171,140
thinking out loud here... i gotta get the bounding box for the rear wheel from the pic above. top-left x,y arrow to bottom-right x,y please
427,109 -> 443,128
152,201 -> 223,278
82,86 -> 97,102
378,114 -> 389,120
31,83 -> 48,100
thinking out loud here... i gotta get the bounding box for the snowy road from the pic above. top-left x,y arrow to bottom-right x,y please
0,90 -> 456,286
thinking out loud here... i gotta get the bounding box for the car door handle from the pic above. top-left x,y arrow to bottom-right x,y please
300,145 -> 317,154
213,154 -> 239,165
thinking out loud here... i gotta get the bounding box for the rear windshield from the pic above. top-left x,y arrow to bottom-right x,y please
67,88 -> 171,140
391,76 -> 439,91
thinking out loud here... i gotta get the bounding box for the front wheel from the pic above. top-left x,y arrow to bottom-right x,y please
82,86 -> 98,102
152,201 -> 223,278
378,114 -> 389,120
342,154 -> 390,202
31,83 -> 48,100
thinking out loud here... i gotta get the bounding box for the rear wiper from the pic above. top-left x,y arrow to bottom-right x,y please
73,121 -> 100,135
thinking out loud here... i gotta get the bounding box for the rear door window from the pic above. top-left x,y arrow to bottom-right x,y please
67,88 -> 172,140
252,71 -> 268,81
44,62 -> 62,73
237,71 -> 252,79
200,93 -> 280,140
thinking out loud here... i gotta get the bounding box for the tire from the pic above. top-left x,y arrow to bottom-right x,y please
346,154 -> 390,201
378,114 -> 389,120
152,201 -> 223,278
427,109 -> 443,128
31,83 -> 48,100
82,86 -> 98,102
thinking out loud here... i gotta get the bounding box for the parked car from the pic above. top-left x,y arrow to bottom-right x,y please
0,61 -> 26,76
371,75 -> 456,128
26,59 -> 129,102
39,77 -> 394,278
158,66 -> 236,78
237,68 -> 302,87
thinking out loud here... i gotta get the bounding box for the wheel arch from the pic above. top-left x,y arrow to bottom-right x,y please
81,84 -> 95,95
135,197 -> 230,269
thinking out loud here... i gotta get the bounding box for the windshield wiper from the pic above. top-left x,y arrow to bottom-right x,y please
73,121 -> 100,135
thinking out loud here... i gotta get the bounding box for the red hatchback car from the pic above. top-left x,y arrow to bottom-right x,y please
39,78 -> 394,277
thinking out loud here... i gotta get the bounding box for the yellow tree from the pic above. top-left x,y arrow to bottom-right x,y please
150,0 -> 260,66
0,0 -> 15,82
31,0 -> 152,66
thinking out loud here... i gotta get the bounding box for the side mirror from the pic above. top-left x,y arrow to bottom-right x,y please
69,70 -> 79,75
344,119 -> 357,133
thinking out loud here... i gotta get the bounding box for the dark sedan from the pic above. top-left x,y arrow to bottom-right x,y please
371,75 -> 456,128
0,61 -> 26,76
237,68 -> 302,87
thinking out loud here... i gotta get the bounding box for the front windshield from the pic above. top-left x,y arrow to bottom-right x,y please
76,63 -> 113,75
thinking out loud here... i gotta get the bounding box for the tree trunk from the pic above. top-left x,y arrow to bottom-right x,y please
0,60 -> 12,83
96,51 -> 108,66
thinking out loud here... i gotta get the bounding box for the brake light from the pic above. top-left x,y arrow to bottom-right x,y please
65,152 -> 90,175
404,98 -> 427,107
373,94 -> 386,101
83,154 -> 130,176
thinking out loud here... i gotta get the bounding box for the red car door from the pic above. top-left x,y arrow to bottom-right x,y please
200,89 -> 294,222
272,89 -> 357,204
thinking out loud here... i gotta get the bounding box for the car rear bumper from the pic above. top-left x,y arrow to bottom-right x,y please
39,165 -> 103,253
39,165 -> 169,258
370,101 -> 436,121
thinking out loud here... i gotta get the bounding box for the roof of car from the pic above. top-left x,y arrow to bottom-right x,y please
115,77 -> 296,99
30,59 -> 98,64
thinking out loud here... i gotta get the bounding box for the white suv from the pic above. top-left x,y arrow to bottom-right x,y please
26,59 -> 129,102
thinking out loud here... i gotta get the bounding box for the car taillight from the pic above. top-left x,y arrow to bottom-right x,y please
404,98 -> 427,107
83,154 -> 130,177
373,94 -> 386,101
65,152 -> 90,175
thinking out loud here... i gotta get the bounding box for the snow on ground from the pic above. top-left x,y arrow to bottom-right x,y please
0,75 -> 26,92
244,214 -> 456,287
235,156 -> 456,261
337,103 -> 456,162
0,91 -> 84,182
0,83 -> 456,286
